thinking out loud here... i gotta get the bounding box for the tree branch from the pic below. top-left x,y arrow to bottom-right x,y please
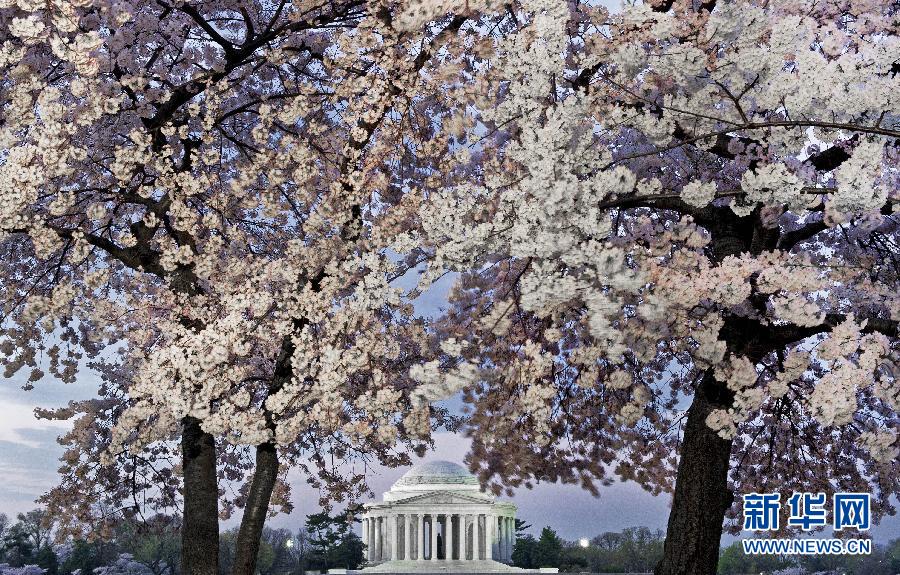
777,218 -> 829,250
769,313 -> 899,349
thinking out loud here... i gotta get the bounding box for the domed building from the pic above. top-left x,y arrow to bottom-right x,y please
352,460 -> 552,573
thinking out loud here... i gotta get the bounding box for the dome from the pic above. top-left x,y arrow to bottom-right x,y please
393,460 -> 479,488
381,460 -> 489,501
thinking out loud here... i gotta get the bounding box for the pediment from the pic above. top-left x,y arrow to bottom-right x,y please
392,490 -> 494,506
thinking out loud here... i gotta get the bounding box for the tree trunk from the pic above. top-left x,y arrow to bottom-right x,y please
655,370 -> 734,575
231,442 -> 280,575
182,416 -> 220,575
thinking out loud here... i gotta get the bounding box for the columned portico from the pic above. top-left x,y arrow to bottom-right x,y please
358,460 -> 535,573
364,510 -> 514,563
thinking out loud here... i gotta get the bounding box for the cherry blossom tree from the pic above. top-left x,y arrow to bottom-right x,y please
93,554 -> 155,575
0,0 -> 475,574
0,566 -> 45,575
404,0 -> 900,573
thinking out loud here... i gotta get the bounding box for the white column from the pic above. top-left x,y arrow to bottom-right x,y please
383,515 -> 389,561
508,517 -> 515,560
485,514 -> 493,560
460,515 -> 466,560
468,514 -> 474,560
361,518 -> 368,560
500,516 -> 505,560
479,514 -> 484,561
446,514 -> 453,560
461,515 -> 468,560
491,515 -> 497,560
503,517 -> 510,561
497,516 -> 503,561
385,513 -> 397,561
457,514 -> 464,561
475,515 -> 482,560
376,517 -> 382,560
362,518 -> 367,560
405,514 -> 412,560
381,516 -> 387,561
378,516 -> 385,561
378,515 -> 385,561
371,517 -> 377,561
499,516 -> 506,561
501,516 -> 508,561
474,515 -> 479,560
418,514 -> 425,562
362,517 -> 369,559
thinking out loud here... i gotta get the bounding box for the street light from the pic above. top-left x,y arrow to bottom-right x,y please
578,538 -> 589,548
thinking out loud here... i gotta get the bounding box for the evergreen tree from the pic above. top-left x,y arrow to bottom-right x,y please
303,513 -> 363,572
32,547 -> 58,575
1,524 -> 35,567
511,535 -> 537,569
305,513 -> 339,573
532,528 -> 563,569
887,538 -> 900,573
329,532 -> 364,571
60,540 -> 104,575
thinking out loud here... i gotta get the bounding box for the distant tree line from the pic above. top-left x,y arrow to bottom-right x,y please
7,508 -> 898,575
510,520 -> 900,575
717,539 -> 900,575
510,522 -> 664,573
220,512 -> 363,575
0,509 -> 362,575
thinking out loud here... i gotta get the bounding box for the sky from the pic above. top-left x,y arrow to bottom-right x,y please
0,364 -> 98,516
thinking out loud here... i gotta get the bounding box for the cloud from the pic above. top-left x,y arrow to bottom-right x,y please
0,365 -> 98,514
0,425 -> 68,515
0,398 -> 69,448
0,360 -> 99,448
